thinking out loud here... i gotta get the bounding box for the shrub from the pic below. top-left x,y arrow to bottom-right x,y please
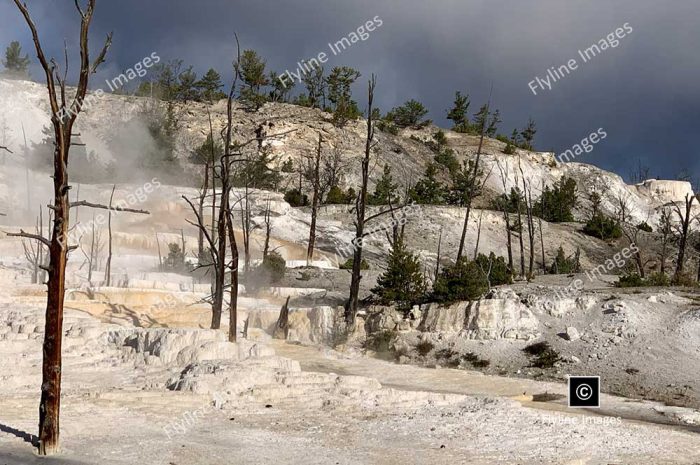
260,251 -> 286,283
434,148 -> 460,175
281,159 -> 295,173
376,120 -> 399,135
386,99 -> 430,129
548,246 -> 580,274
534,177 -> 577,223
671,272 -> 697,287
364,330 -> 397,354
284,188 -> 308,207
474,252 -> 513,285
415,340 -> 434,356
245,253 -> 286,294
647,272 -> 670,287
339,257 -> 370,270
503,142 -> 516,155
615,273 -> 644,288
372,238 -> 428,310
637,221 -> 653,232
163,243 -> 188,272
432,257 -> 489,303
583,213 -> 622,240
522,342 -> 560,369
325,185 -> 355,204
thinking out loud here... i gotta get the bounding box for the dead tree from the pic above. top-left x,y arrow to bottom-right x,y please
473,210 -> 484,260
103,185 -> 115,285
513,169 -> 526,277
435,226 -> 443,282
262,196 -> 272,259
183,36 -> 296,333
658,207 -> 673,275
226,208 -> 239,342
519,157 -> 535,275
345,75 -> 376,326
456,86 -> 491,261
78,213 -> 104,285
9,0 -> 112,455
495,159 -> 514,272
273,296 -> 291,339
155,232 -> 163,271
670,193 -> 697,279
21,207 -> 48,284
306,133 -> 323,266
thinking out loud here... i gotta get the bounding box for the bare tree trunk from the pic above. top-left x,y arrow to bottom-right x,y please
519,158 -> 535,275
273,296 -> 291,339
262,197 -> 271,259
456,87 -> 491,261
198,160 -> 210,259
346,76 -> 376,325
21,124 -> 31,211
104,185 -> 115,286
155,233 -> 163,271
473,210 -> 483,260
306,133 -> 322,266
226,210 -> 239,342
87,215 -> 96,284
11,1 -> 111,453
515,186 -> 525,277
435,226 -> 443,282
673,194 -> 695,280
538,218 -> 546,272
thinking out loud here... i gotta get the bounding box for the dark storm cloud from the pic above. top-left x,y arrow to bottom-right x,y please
2,0 -> 699,181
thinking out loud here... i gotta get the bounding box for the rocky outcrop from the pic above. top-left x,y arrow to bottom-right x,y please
248,305 -> 348,345
634,179 -> 695,203
366,289 -> 540,341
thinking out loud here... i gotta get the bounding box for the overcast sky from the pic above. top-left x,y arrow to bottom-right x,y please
2,0 -> 699,181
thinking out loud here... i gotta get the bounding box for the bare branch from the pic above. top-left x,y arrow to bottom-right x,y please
6,230 -> 51,247
0,146 -> 12,154
70,200 -> 150,214
91,32 -> 113,74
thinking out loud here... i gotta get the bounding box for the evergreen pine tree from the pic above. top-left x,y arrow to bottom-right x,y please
2,41 -> 30,77
409,164 -> 446,205
368,165 -> 400,205
372,237 -> 427,310
236,50 -> 270,110
326,66 -> 361,126
446,91 -> 470,133
196,68 -> 226,102
521,118 -> 537,150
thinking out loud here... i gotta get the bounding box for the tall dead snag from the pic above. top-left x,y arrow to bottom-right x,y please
345,75 -> 376,326
519,157 -> 535,276
495,160 -> 514,272
262,196 -> 272,259
473,210 -> 484,260
273,296 -> 291,340
456,89 -> 491,261
670,193 -> 697,280
103,184 -> 115,285
21,207 -> 49,284
658,207 -> 673,275
9,0 -> 111,455
226,209 -> 239,342
306,133 -> 323,266
78,213 -> 103,285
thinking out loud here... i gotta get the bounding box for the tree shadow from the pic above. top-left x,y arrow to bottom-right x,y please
0,422 -> 38,447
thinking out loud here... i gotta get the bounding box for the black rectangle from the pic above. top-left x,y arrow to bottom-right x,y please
568,376 -> 600,408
